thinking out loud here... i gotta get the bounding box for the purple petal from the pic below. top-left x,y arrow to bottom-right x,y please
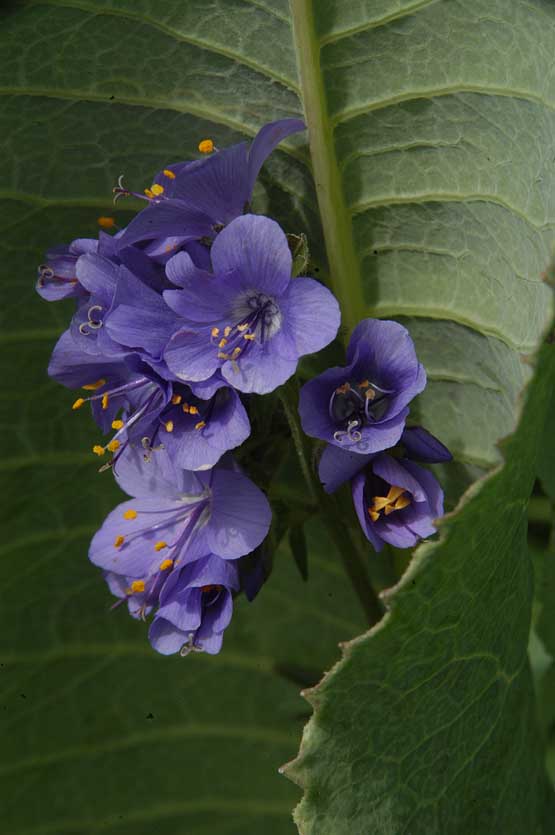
318,444 -> 372,493
163,272 -> 235,323
113,444 -> 201,498
165,250 -> 213,289
117,201 -> 212,248
402,426 -> 452,463
148,617 -> 188,655
171,143 -> 250,224
298,366 -> 352,442
246,118 -> 305,195
402,459 -> 445,520
210,215 -> 291,296
76,253 -> 119,302
352,472 -> 384,552
164,328 -> 221,382
372,454 -> 427,502
281,277 -> 340,356
207,469 -> 271,558
221,330 -> 298,394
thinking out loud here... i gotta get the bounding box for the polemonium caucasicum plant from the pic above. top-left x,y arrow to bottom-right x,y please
13,3 -> 555,832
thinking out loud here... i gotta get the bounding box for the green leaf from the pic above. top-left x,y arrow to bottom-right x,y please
2,0 -> 555,832
285,322 -> 555,834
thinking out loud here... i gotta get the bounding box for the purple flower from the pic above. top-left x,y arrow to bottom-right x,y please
163,214 -> 341,394
36,237 -> 97,301
352,454 -> 444,551
49,332 -> 250,470
116,119 -> 305,252
299,318 -> 426,454
148,554 -> 240,656
318,426 -> 451,551
90,448 -> 270,654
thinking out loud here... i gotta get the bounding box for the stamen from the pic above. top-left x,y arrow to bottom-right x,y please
195,420 -> 206,430
107,440 -> 120,453
243,333 -> 255,341
130,580 -> 145,594
150,184 -> 164,196
163,169 -> 176,179
154,541 -> 168,552
98,216 -> 116,229
165,420 -> 174,432
198,139 -> 214,153
236,323 -> 249,332
83,379 -> 106,391
111,419 -> 124,430
114,535 -> 125,548
159,558 -> 173,571
92,445 -> 105,456
211,327 -> 220,338
123,509 -> 137,520
368,509 -> 380,523
365,389 -> 376,400
72,398 -> 85,410
218,338 -> 228,348
189,406 -> 199,416
224,326 -> 232,337
231,347 -> 241,359
144,188 -> 154,198
171,394 -> 182,405
101,393 -> 109,410
359,380 -> 370,389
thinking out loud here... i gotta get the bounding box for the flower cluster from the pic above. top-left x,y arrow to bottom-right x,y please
299,319 -> 452,551
37,119 -> 341,655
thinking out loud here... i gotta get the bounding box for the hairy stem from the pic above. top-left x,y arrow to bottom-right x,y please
279,381 -> 384,626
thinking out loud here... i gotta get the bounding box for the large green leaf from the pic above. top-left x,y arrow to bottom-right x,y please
285,322 -> 555,833
2,0 -> 555,832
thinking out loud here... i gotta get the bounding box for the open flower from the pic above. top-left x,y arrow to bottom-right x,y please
116,118 -> 305,252
163,214 -> 341,394
148,554 -> 240,656
318,426 -> 451,551
90,448 -> 271,652
299,318 -> 426,454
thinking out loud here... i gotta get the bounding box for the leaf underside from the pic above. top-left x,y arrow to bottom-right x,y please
1,0 -> 555,833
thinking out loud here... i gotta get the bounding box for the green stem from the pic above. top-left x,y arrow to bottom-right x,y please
278,381 -> 384,627
290,0 -> 366,336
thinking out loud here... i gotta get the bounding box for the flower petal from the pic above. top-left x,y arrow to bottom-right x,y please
281,277 -> 341,357
207,469 -> 271,558
401,426 -> 453,463
318,444 -> 372,493
246,118 -> 305,195
221,331 -> 298,394
164,328 -> 221,383
210,214 -> 291,296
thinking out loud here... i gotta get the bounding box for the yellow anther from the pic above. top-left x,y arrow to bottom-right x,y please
236,323 -> 249,332
171,394 -> 182,405
154,541 -> 168,552
123,509 -> 137,520
195,420 -> 206,430
101,393 -> 109,410
72,397 -> 86,410
217,351 -> 229,360
163,169 -> 176,179
98,216 -> 116,229
144,188 -> 154,198
224,326 -> 232,337
336,383 -> 351,395
130,580 -> 145,594
111,419 -> 124,430
182,403 -> 190,413
368,509 -> 380,523
198,139 -> 214,153
83,379 -> 106,391
159,558 -> 173,571
369,485 -> 410,520
188,405 -> 199,416
165,420 -> 174,433
150,183 -> 164,196
358,379 -> 370,389
107,439 -> 120,453
231,347 -> 242,359
114,535 -> 125,548
218,338 -> 228,348
211,327 -> 220,338
92,445 -> 105,456
243,333 -> 255,341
